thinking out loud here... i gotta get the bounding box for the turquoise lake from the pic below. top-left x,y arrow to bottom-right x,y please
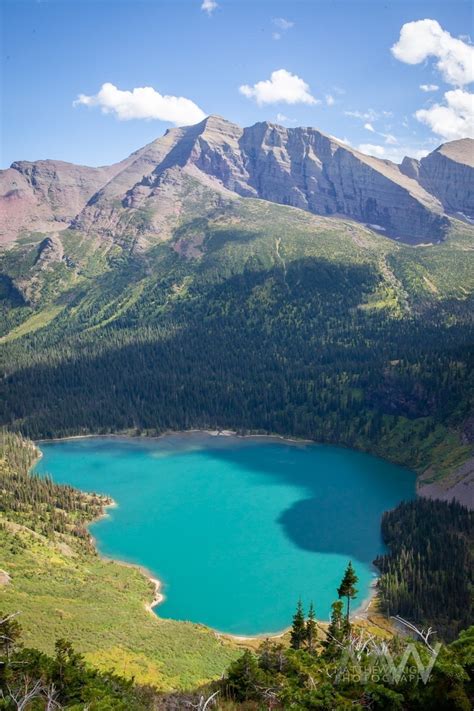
35,434 -> 416,635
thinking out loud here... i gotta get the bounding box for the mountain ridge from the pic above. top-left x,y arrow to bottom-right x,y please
1,115 -> 472,246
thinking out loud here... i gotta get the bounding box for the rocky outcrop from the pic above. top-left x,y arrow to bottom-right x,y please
0,159 -> 125,245
187,117 -> 447,242
34,234 -> 64,267
414,139 -> 473,218
1,116 -> 472,246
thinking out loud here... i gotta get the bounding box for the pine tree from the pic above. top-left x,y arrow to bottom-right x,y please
323,600 -> 345,657
225,649 -> 262,702
337,561 -> 358,622
290,600 -> 306,650
306,601 -> 317,652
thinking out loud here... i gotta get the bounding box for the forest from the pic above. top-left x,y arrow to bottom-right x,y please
375,498 -> 474,641
1,248 -> 472,483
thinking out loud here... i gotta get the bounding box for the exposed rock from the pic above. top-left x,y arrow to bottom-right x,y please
1,116 -> 472,247
34,234 -> 64,267
0,156 -> 133,245
413,138 -> 474,218
418,457 -> 474,510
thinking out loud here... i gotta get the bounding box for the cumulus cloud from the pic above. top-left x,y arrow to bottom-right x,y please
239,69 -> 318,106
415,89 -> 474,140
74,82 -> 206,126
364,122 -> 375,132
325,94 -> 335,106
392,19 -> 474,86
392,20 -> 473,142
201,0 -> 218,16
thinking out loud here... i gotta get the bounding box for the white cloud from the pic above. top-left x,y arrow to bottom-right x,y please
364,122 -> 375,132
358,143 -> 431,162
201,0 -> 218,16
273,17 -> 294,31
392,19 -> 474,86
239,69 -> 318,106
74,82 -> 206,125
382,133 -> 398,145
415,88 -> 474,140
276,113 -> 297,124
345,109 -> 379,121
330,135 -> 351,146
325,94 -> 335,106
358,143 -> 386,158
392,20 -> 473,142
272,18 -> 293,40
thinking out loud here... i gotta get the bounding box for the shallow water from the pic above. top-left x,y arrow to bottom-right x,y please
35,433 -> 415,635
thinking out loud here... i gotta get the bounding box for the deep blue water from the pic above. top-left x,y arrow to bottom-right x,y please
35,433 -> 416,635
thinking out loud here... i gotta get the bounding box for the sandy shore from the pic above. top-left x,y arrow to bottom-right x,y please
35,428 -> 315,447
351,577 -> 379,620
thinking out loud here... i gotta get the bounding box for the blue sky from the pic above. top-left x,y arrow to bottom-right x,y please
2,0 -> 473,168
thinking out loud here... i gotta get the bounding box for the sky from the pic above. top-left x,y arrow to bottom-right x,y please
1,0 -> 473,168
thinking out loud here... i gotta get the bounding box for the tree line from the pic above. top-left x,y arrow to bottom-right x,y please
374,498 -> 474,642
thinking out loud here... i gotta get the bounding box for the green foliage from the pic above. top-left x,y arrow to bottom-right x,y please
223,649 -> 264,702
0,205 -> 472,484
374,498 -> 474,641
290,600 -> 307,650
338,561 -> 359,621
0,431 -> 107,549
219,626 -> 474,709
0,615 -> 157,710
306,602 -> 318,653
323,600 -> 346,658
0,433 -> 238,691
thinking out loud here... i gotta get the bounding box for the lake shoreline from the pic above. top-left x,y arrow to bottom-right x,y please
35,427 -> 315,447
34,429 -> 398,641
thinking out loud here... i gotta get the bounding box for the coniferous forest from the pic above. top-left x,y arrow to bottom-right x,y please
375,499 -> 474,641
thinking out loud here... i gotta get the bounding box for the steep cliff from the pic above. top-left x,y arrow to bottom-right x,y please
1,116 -> 472,246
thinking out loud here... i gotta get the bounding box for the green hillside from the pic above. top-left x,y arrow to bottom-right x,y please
1,197 -> 473,484
0,433 -> 238,689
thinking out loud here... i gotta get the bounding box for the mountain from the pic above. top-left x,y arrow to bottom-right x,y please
0,116 -> 473,505
1,116 -> 473,247
401,138 -> 474,217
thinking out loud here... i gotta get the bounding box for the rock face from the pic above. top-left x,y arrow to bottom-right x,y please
401,139 -> 474,218
1,116 -> 473,246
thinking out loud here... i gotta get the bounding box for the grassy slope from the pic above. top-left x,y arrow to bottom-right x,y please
0,439 -> 238,690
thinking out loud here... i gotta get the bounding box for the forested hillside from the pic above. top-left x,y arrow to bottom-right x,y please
1,197 -> 473,488
375,499 -> 474,641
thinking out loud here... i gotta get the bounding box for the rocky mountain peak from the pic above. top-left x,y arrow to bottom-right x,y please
1,117 -> 472,246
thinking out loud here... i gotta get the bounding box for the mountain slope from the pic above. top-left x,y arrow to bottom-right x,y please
0,117 -> 473,500
400,138 -> 474,218
1,116 -> 473,246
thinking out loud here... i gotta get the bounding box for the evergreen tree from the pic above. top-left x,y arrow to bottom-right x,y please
306,601 -> 317,652
323,600 -> 345,657
290,600 -> 306,650
224,649 -> 262,702
337,561 -> 358,622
